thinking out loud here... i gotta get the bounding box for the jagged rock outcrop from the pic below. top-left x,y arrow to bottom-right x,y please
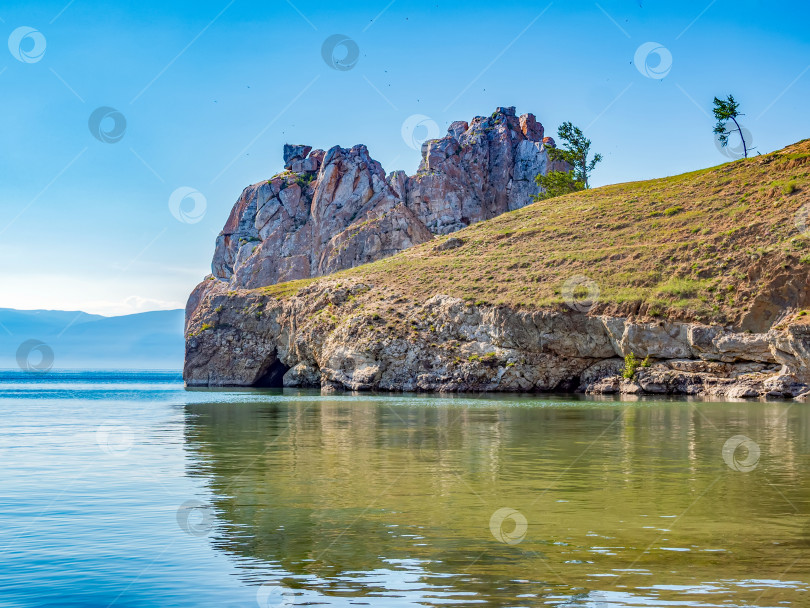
207,106 -> 562,291
407,110 -> 567,234
183,279 -> 809,399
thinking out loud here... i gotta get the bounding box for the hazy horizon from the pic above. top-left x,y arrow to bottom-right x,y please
0,307 -> 184,369
0,305 -> 183,317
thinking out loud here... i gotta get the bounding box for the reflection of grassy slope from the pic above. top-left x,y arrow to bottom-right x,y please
183,398 -> 810,606
261,141 -> 810,324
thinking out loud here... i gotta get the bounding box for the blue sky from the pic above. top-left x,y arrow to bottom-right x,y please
1,0 -> 808,315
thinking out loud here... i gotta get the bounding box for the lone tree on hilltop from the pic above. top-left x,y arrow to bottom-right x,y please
713,94 -> 749,158
534,122 -> 602,200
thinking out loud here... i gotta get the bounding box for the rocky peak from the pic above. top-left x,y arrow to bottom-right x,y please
520,113 -> 544,140
283,144 -> 312,166
408,106 -> 564,233
202,107 -> 568,293
283,145 -> 321,174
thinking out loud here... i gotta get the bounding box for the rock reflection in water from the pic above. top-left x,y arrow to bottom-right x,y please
182,392 -> 810,607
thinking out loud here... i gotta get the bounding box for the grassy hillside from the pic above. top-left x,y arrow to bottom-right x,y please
260,140 -> 810,326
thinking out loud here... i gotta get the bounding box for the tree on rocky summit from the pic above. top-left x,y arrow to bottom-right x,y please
534,122 -> 602,200
713,94 -> 749,158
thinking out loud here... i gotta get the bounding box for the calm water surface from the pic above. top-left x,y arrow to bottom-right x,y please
1,370 -> 809,607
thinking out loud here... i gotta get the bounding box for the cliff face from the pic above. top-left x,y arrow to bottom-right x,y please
184,278 -> 809,400
207,106 -> 563,290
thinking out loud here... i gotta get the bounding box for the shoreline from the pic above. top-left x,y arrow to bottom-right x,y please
184,281 -> 810,400
183,384 -> 807,403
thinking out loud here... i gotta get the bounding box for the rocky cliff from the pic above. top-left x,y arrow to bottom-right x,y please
185,126 -> 810,399
208,106 -> 564,289
184,278 -> 808,399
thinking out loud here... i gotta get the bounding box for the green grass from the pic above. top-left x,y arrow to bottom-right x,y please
783,181 -> 798,195
652,277 -> 710,299
258,277 -> 317,298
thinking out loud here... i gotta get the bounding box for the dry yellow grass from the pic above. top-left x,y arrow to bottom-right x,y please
259,140 -> 810,325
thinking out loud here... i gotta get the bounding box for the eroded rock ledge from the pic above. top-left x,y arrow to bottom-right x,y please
184,279 -> 810,400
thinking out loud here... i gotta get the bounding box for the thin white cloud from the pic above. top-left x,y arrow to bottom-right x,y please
83,296 -> 184,317
0,274 -> 191,316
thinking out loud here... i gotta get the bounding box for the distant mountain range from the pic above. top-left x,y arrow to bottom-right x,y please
0,308 -> 184,370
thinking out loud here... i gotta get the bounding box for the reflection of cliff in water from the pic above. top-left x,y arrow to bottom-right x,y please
181,392 -> 810,606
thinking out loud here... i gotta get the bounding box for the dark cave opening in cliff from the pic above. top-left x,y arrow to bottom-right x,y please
253,357 -> 290,388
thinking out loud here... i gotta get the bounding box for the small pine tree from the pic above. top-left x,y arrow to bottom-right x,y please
713,95 -> 749,158
549,122 -> 602,188
534,169 -> 585,201
534,122 -> 601,200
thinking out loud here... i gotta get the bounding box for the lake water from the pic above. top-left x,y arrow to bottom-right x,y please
1,370 -> 809,607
